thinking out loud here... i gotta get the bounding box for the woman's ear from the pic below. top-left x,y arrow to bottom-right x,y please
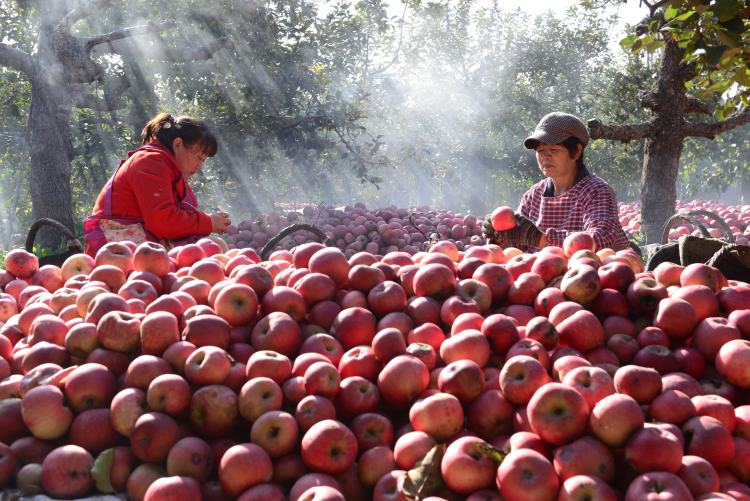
173,137 -> 183,151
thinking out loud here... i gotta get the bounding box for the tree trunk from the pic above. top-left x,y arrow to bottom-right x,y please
639,38 -> 687,244
28,1 -> 77,248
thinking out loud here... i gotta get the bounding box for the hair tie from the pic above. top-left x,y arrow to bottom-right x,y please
163,114 -> 177,129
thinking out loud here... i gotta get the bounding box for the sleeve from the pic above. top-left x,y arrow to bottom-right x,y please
128,155 -> 213,240
544,184 -> 621,251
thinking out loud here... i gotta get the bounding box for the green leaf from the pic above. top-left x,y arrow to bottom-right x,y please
672,10 -> 698,22
712,0 -> 742,22
403,444 -> 446,499
473,442 -> 507,463
91,449 -> 116,494
646,40 -> 665,53
580,1 -> 593,7
704,44 -> 729,66
664,5 -> 679,20
734,65 -> 750,87
619,34 -> 639,51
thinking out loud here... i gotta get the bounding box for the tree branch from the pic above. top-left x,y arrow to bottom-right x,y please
636,90 -> 659,111
60,0 -> 112,35
683,107 -> 750,140
588,119 -> 655,142
93,37 -> 235,62
71,83 -> 127,112
86,19 -> 177,51
684,95 -> 712,116
0,43 -> 34,77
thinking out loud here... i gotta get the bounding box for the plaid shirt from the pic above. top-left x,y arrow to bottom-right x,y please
501,166 -> 630,253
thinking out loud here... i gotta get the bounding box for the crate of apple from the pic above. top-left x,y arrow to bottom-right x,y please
0,231 -> 749,501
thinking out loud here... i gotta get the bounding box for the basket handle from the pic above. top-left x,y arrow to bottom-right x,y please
686,210 -> 735,244
259,222 -> 336,261
25,218 -> 83,254
660,213 -> 711,245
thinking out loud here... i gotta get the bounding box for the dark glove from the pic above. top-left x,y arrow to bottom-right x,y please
482,213 -> 544,248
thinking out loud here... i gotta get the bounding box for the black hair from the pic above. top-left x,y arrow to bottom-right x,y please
560,136 -> 585,168
141,112 -> 218,157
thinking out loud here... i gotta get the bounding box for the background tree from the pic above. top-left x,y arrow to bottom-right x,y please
586,0 -> 750,243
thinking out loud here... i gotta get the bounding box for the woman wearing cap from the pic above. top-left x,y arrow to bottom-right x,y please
482,112 -> 630,252
84,112 -> 231,256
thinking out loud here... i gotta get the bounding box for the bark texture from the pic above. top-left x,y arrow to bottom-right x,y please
0,0 -> 233,248
589,35 -> 750,244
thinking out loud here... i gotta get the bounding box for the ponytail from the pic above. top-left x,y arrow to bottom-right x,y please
141,112 -> 218,157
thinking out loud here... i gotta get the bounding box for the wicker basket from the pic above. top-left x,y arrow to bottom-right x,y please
645,210 -> 750,282
24,219 -> 84,268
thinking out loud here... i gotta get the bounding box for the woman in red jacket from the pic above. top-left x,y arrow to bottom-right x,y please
84,113 -> 231,256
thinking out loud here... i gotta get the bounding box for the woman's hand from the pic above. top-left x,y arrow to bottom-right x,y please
210,212 -> 231,234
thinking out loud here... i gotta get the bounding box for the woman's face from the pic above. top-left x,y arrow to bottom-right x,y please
173,138 -> 208,178
535,142 -> 579,179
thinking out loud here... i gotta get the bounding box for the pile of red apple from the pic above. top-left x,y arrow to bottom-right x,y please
619,199 -> 750,245
1,230 -> 750,501
223,204 -> 485,257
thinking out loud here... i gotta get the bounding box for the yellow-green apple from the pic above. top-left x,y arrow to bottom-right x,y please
301,419 -> 358,475
261,286 -> 307,322
15,463 -> 42,490
147,374 -> 191,416
441,436 -> 497,494
496,449 -> 559,501
40,445 -> 94,499
409,392 -> 463,442
625,426 -> 684,473
240,377 -> 283,422
60,254 -> 95,283
187,385 -> 239,439
64,363 -> 117,413
333,376 -> 379,422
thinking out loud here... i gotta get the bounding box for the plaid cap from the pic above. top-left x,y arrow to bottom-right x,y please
524,112 -> 590,149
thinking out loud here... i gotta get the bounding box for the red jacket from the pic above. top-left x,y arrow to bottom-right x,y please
91,141 -> 213,240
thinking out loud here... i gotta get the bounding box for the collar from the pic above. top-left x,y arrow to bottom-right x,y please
543,164 -> 591,197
